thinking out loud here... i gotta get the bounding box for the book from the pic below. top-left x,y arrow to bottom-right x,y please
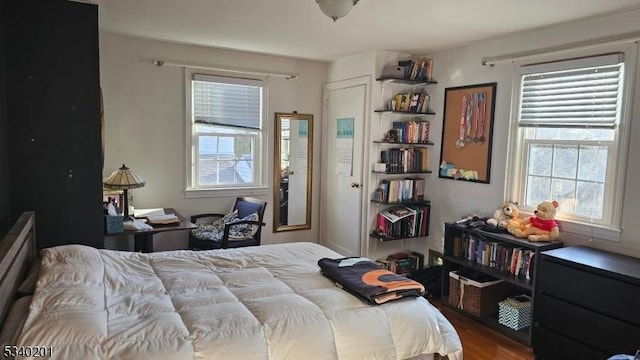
134,208 -> 166,217
376,214 -> 387,234
425,58 -> 433,81
413,178 -> 425,201
380,206 -> 415,223
147,214 -> 180,225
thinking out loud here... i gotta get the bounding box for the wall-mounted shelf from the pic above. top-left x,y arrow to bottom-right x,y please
376,77 -> 438,85
366,62 -> 437,255
372,170 -> 432,175
370,232 -> 428,242
373,140 -> 434,146
374,109 -> 436,115
371,199 -> 431,206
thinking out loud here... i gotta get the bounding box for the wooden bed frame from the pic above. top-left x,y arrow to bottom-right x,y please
0,212 -> 36,325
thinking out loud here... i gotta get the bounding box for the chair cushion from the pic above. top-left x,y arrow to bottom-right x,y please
191,210 -> 238,242
228,212 -> 259,240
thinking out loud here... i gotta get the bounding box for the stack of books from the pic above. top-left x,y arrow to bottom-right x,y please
375,205 -> 430,239
379,147 -> 429,173
147,214 -> 180,225
376,251 -> 425,275
390,119 -> 430,143
372,178 -> 425,203
453,234 -> 536,280
398,58 -> 433,81
391,91 -> 431,113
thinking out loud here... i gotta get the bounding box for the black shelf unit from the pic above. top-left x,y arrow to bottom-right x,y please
441,222 -> 562,346
444,303 -> 531,344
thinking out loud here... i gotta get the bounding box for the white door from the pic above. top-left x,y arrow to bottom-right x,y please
321,80 -> 368,257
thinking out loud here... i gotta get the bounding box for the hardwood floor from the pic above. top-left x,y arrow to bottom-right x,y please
433,300 -> 535,360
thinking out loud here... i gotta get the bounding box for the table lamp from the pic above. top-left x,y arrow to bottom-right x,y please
103,164 -> 145,219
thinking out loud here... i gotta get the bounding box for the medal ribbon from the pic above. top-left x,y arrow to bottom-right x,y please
456,95 -> 470,148
476,92 -> 486,144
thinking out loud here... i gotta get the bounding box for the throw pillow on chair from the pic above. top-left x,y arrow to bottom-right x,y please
228,212 -> 259,240
191,210 -> 238,242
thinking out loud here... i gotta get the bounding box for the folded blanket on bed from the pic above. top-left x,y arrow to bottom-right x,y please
318,257 -> 425,304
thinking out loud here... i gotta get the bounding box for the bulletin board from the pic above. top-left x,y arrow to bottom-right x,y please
438,83 -> 496,183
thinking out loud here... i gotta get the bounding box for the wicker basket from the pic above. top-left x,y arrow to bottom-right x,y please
448,270 -> 507,317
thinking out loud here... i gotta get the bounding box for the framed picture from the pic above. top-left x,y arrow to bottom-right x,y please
439,82 -> 497,183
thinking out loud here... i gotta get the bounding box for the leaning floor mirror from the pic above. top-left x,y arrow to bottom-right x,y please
273,112 -> 313,232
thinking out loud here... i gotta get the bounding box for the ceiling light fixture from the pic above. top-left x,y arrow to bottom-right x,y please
316,0 -> 359,22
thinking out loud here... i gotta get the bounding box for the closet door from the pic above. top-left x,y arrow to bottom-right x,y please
4,0 -> 103,250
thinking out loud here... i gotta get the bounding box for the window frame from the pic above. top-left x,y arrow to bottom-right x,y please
184,68 -> 270,198
192,131 -> 258,187
505,44 -> 637,242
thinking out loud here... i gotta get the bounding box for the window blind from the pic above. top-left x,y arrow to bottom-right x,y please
193,74 -> 263,130
518,53 -> 624,128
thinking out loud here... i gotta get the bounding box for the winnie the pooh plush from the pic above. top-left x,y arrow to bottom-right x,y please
509,200 -> 560,242
487,202 -> 520,229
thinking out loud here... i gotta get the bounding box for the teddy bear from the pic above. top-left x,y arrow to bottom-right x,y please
509,200 -> 560,242
486,202 -> 520,229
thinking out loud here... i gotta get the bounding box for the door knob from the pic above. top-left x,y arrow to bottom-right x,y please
351,183 -> 362,188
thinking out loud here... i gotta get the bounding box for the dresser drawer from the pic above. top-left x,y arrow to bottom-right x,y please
533,325 -> 609,360
537,256 -> 640,324
535,293 -> 640,354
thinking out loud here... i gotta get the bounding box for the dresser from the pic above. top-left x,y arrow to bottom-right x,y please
534,246 -> 640,359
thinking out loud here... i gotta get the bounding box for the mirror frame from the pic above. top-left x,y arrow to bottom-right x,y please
273,112 -> 313,232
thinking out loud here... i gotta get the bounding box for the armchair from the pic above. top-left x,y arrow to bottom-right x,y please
189,197 -> 267,250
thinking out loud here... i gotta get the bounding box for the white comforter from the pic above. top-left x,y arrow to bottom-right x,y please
18,242 -> 462,360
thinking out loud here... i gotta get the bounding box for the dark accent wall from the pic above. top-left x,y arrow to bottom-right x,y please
0,0 -> 11,239
4,0 -> 103,250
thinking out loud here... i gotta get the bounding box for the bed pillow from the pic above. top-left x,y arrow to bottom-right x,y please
190,210 -> 238,242
228,212 -> 259,240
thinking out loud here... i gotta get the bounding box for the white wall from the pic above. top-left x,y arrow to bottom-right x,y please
425,9 -> 640,257
326,9 -> 640,260
100,34 -> 326,250
102,8 -> 640,257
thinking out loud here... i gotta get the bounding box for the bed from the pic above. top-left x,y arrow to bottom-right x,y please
0,212 -> 462,360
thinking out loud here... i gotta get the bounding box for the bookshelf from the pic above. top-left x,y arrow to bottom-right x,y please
441,222 -> 562,346
369,60 -> 437,246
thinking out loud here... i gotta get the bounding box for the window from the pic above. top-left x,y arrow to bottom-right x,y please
508,51 -> 634,239
187,73 -> 265,192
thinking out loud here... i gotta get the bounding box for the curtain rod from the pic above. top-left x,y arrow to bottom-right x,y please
481,31 -> 640,66
151,59 -> 298,80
